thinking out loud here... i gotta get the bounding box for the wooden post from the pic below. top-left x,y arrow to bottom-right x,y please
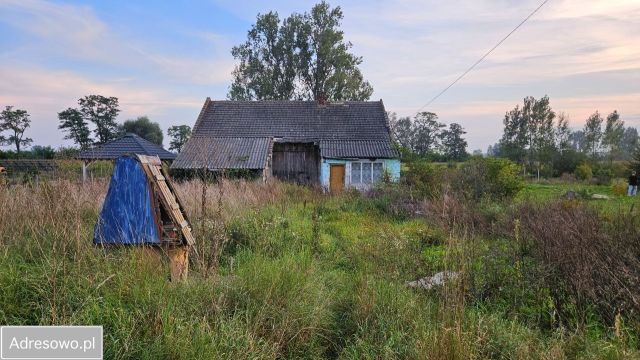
82,160 -> 88,183
167,246 -> 189,281
142,246 -> 189,281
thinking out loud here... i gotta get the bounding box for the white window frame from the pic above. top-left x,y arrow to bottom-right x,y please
350,160 -> 384,185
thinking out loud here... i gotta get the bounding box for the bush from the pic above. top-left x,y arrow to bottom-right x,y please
456,158 -> 523,201
364,183 -> 417,219
400,160 -> 444,198
54,147 -> 80,159
559,172 -> 577,183
611,179 -> 628,196
552,149 -> 586,176
610,162 -> 630,178
514,201 -> 640,326
593,165 -> 613,185
574,163 -> 593,182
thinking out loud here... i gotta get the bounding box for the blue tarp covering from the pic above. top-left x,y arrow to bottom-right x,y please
94,156 -> 160,245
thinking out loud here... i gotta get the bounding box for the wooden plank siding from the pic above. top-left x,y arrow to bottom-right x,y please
271,142 -> 320,185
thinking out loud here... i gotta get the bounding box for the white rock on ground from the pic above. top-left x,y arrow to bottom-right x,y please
407,271 -> 459,290
591,194 -> 610,200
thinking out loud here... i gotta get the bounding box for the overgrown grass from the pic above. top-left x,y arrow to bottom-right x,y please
0,178 -> 638,359
518,181 -> 640,213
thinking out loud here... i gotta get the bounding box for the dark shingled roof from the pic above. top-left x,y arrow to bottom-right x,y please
78,133 -> 176,160
191,100 -> 394,141
172,99 -> 398,170
319,140 -> 398,159
171,137 -> 271,170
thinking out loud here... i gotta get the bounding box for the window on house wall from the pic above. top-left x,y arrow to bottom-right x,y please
373,163 -> 383,182
351,162 -> 361,184
362,163 -> 372,184
351,161 -> 383,185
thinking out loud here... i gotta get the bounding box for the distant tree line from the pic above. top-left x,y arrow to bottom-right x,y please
489,95 -> 638,179
388,111 -> 469,162
0,95 -> 193,159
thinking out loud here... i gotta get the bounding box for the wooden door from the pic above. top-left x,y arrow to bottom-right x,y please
329,164 -> 345,193
271,143 -> 320,185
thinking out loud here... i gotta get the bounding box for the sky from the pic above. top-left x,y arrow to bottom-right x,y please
1,0 -> 639,151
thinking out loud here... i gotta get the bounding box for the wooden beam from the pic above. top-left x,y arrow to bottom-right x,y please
142,246 -> 188,281
167,246 -> 189,281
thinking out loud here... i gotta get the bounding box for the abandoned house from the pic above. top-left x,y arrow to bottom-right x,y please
171,98 -> 400,192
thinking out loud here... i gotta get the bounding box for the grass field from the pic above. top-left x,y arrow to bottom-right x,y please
0,178 -> 638,359
518,180 -> 640,214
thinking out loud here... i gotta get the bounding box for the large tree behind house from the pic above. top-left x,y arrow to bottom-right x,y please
229,1 -> 373,102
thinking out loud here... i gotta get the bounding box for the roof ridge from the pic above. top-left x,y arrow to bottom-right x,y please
321,139 -> 390,142
208,99 -> 382,104
192,97 -> 212,134
128,132 -> 150,153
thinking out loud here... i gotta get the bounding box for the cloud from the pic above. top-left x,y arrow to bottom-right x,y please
129,46 -> 234,85
0,1 -> 233,148
0,0 -> 119,63
0,0 -> 233,86
341,0 -> 640,93
0,66 -> 204,147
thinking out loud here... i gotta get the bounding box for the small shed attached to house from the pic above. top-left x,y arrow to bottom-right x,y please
171,98 -> 400,192
77,133 -> 176,181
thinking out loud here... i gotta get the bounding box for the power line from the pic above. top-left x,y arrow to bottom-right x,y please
415,0 -> 551,113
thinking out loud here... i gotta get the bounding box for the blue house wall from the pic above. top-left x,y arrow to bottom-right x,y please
320,158 -> 400,190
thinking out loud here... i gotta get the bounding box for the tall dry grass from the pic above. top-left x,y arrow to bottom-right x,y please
0,180 -> 105,249
173,178 -> 290,221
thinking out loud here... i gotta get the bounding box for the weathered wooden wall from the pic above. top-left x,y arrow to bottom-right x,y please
271,142 -> 320,185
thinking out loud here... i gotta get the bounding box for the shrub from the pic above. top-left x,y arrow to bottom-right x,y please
611,179 -> 627,196
401,160 -> 444,198
456,158 -> 523,201
552,149 -> 586,176
593,165 -> 613,185
574,163 -> 593,182
610,162 -> 630,178
559,172 -> 576,183
419,193 -> 487,233
364,183 -> 417,219
513,201 -> 640,326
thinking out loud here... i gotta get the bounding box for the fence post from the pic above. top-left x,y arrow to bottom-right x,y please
82,160 -> 88,183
